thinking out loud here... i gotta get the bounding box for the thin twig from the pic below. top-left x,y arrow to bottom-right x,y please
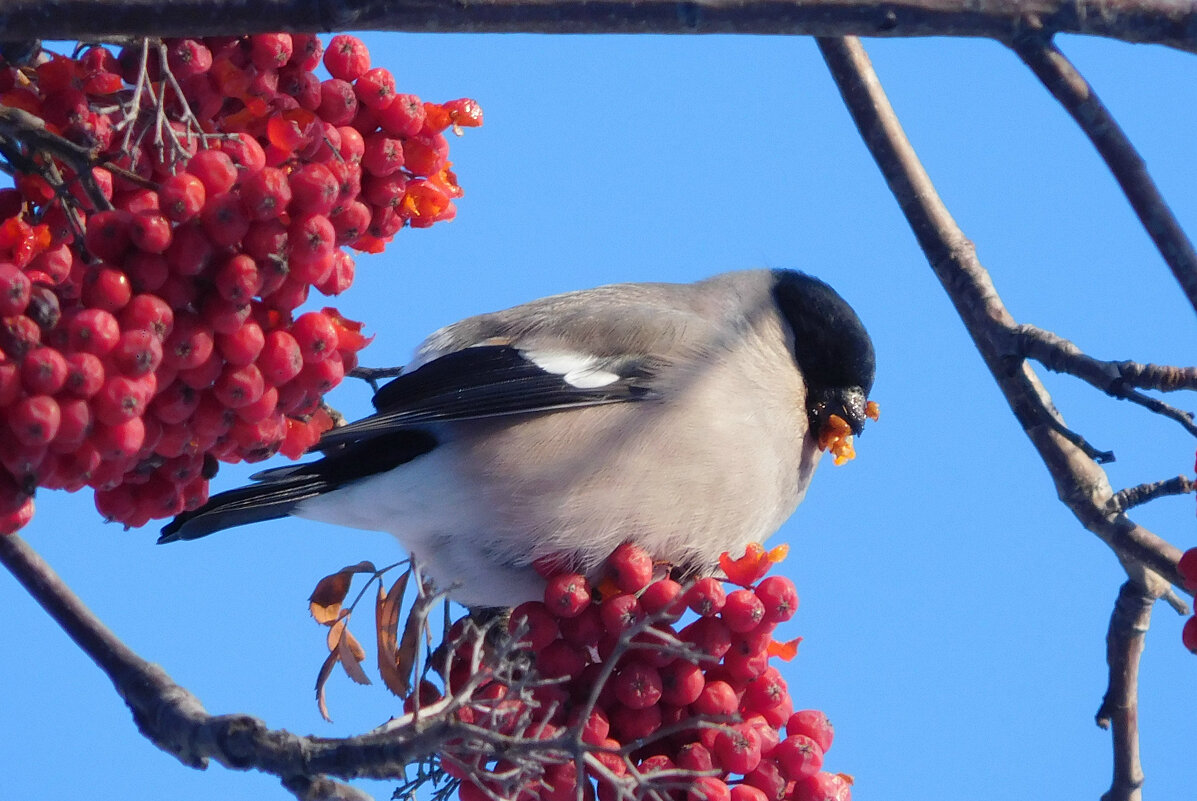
1013,324 -> 1197,437
1095,581 -> 1153,801
1110,475 -> 1197,513
1011,31 -> 1197,316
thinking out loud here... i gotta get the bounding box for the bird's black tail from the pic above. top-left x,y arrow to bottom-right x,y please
159,429 -> 439,543
158,473 -> 328,543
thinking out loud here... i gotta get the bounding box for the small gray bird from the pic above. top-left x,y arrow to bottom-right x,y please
161,269 -> 875,607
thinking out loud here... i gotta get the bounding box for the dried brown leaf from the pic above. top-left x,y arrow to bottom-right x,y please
315,648 -> 339,722
395,593 -> 434,699
326,612 -> 351,652
309,561 -> 377,625
338,628 -> 372,685
376,570 -> 411,697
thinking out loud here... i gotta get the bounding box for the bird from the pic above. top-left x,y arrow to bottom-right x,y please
161,269 -> 876,608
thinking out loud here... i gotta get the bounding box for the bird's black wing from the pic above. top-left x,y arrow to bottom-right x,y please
316,345 -> 661,449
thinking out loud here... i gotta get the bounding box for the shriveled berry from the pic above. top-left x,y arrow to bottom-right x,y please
612,661 -> 662,710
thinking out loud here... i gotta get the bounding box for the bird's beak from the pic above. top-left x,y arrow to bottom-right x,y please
809,386 -> 870,436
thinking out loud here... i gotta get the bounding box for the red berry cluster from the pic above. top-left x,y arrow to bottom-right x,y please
0,35 -> 481,534
1179,547 -> 1197,653
438,544 -> 852,801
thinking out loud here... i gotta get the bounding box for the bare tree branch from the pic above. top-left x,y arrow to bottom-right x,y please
3,0 -> 1197,52
1095,581 -> 1153,801
0,532 -> 464,796
1011,32 -> 1197,316
815,36 -> 1186,594
1013,324 -> 1197,437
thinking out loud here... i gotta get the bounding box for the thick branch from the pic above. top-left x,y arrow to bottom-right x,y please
0,532 -> 479,797
1095,581 -> 1153,801
816,36 -> 1185,592
1012,33 -> 1197,316
2,0 -> 1197,52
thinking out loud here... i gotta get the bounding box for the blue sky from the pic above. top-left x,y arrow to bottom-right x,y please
3,31 -> 1195,800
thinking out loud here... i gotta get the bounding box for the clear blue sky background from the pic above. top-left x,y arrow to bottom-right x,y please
3,31 -> 1195,801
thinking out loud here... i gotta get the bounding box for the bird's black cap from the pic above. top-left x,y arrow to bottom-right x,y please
771,270 -> 875,435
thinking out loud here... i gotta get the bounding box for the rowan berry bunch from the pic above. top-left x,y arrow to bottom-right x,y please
427,543 -> 853,801
0,34 -> 481,534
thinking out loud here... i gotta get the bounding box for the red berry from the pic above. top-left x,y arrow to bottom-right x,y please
508,601 -> 559,650
612,661 -> 662,710
218,134 -> 267,180
288,162 -> 338,216
744,760 -> 787,801
120,294 -> 174,341
361,132 -> 405,177
20,347 -> 68,394
290,311 -> 338,364
772,735 -> 824,781
93,375 -> 151,425
240,167 -> 292,221
756,576 -> 799,624
187,149 -> 238,196
537,639 -> 588,680
296,351 -> 344,394
110,329 -> 164,376
688,777 -> 731,801
639,577 -> 684,619
91,416 -> 145,460
609,701 -> 661,741
216,321 -> 265,366
200,192 -> 249,248
608,542 -> 653,593
692,679 -> 738,717
1183,615 -> 1197,653
659,659 -> 705,706
787,710 -> 835,753
354,67 -> 395,109
714,724 -> 763,775
165,222 -> 214,276
62,352 -> 105,397
790,772 -> 852,801
0,496 -> 34,534
723,588 -> 766,632
686,576 -> 727,616
129,211 -> 172,253
158,173 -> 206,222
375,94 -> 425,138
743,667 -> 788,714
83,266 -> 132,312
67,308 -> 121,355
542,572 -> 591,618
599,593 -> 643,634
731,786 -> 769,801
164,315 -> 214,370
257,329 -> 303,383
1178,548 -> 1197,592
323,35 -> 370,81
250,32 -> 293,71
0,263 -> 31,315
288,214 -> 335,281
10,395 -> 61,446
213,363 -> 265,408
84,209 -> 133,261
317,78 -> 358,126
166,39 -> 212,79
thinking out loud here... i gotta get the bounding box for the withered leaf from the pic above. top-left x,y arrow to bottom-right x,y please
395,593 -> 434,700
326,615 -> 371,686
309,561 -> 378,624
375,569 -> 411,697
315,648 -> 339,722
